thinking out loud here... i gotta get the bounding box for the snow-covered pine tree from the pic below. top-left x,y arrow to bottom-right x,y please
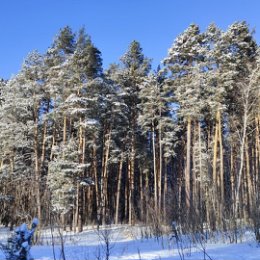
138,70 -> 179,223
104,64 -> 130,224
199,23 -> 225,230
0,51 -> 46,226
45,26 -> 104,231
47,138 -> 93,213
0,77 -> 34,227
115,41 -> 151,225
215,22 -> 258,225
164,24 -> 206,225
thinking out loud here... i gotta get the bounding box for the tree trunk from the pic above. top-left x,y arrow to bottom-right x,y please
212,109 -> 223,228
101,127 -> 112,225
92,142 -> 100,224
158,107 -> 163,215
34,116 -> 41,226
139,168 -> 144,222
41,121 -> 47,168
218,110 -> 224,228
255,116 -> 260,196
163,158 -> 168,223
77,117 -> 84,232
235,108 -> 248,218
245,137 -> 253,219
198,122 -> 203,227
50,124 -> 56,161
127,125 -> 136,226
63,116 -> 67,145
115,159 -> 123,224
185,116 -> 192,211
74,183 -> 79,232
152,123 -> 158,214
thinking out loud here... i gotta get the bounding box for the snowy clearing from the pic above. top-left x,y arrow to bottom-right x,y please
1,225 -> 260,260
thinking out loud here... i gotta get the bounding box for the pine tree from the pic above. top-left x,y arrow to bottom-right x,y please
215,22 -> 258,225
138,70 -> 178,223
0,51 -> 46,225
54,26 -> 76,55
164,24 -> 205,224
114,40 -> 151,224
47,138 -> 93,213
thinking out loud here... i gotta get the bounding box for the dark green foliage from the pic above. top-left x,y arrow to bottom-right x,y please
55,26 -> 76,55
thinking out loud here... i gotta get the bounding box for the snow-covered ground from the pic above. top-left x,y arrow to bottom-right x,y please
0,225 -> 260,260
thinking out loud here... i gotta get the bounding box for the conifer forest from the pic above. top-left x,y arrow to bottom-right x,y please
1,21 -> 260,237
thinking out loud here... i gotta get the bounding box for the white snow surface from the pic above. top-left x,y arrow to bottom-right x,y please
0,225 -> 260,260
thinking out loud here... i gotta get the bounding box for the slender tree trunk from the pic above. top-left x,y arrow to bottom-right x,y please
145,170 -> 149,223
127,111 -> 136,226
235,105 -> 249,218
74,183 -> 79,232
198,122 -> 203,227
212,109 -> 222,228
50,96 -> 57,161
128,140 -> 134,225
139,168 -> 144,222
152,124 -> 158,214
93,143 -> 100,224
230,145 -> 235,215
41,121 -> 47,168
255,116 -> 260,196
158,107 -> 163,215
115,158 -> 123,224
50,124 -> 56,160
77,117 -> 84,232
185,116 -> 192,211
212,113 -> 219,189
63,116 -> 67,145
77,188 -> 83,232
101,127 -> 112,225
192,121 -> 199,223
34,113 -> 41,226
218,110 -> 224,228
245,137 -> 253,219
163,158 -> 168,222
0,159 -> 3,172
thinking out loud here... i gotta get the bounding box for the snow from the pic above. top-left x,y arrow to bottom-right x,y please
1,225 -> 260,260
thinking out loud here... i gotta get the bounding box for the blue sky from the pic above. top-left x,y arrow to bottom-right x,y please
0,0 -> 259,79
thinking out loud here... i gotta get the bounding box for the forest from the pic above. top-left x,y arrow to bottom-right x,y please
0,21 -> 260,239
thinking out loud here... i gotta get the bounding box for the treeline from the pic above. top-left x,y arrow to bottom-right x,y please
0,22 -> 260,235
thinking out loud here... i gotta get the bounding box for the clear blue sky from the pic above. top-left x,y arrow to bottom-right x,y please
0,0 -> 259,79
